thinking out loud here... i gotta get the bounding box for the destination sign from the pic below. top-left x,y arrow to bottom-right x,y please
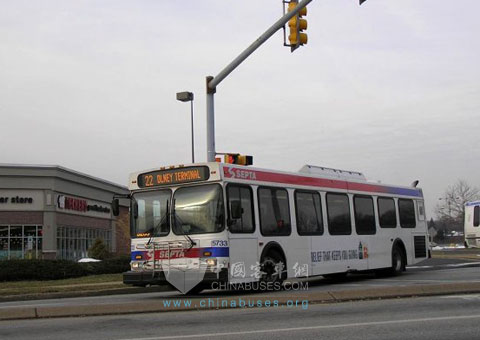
137,166 -> 210,188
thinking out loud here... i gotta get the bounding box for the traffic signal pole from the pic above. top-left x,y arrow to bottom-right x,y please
205,0 -> 313,162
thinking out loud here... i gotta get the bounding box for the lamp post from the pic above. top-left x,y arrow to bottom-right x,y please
176,91 -> 195,163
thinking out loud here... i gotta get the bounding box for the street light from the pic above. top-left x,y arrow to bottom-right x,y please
176,91 -> 195,163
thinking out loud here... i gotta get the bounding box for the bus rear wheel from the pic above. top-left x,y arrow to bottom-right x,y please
390,246 -> 405,276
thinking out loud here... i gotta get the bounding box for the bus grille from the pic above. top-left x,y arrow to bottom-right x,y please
414,236 -> 427,258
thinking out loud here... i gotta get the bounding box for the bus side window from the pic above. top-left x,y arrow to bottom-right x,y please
474,206 -> 480,227
399,199 -> 416,228
378,197 -> 396,228
295,190 -> 323,235
258,187 -> 291,236
326,193 -> 351,235
227,184 -> 255,233
417,201 -> 425,221
354,195 -> 376,235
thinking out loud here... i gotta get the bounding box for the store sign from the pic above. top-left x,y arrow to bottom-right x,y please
57,195 -> 110,214
0,190 -> 44,211
58,195 -> 87,212
0,196 -> 34,204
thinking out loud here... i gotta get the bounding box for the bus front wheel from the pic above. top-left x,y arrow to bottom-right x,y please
260,251 -> 286,285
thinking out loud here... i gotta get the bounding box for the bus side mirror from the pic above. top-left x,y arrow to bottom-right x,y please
112,199 -> 120,216
230,201 -> 243,219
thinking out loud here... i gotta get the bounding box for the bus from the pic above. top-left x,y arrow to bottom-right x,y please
464,201 -> 480,248
113,162 -> 429,294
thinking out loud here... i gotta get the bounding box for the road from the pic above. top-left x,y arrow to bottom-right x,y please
1,258 -> 479,309
1,293 -> 480,340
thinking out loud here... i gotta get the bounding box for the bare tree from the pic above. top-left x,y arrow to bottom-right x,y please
435,180 -> 480,226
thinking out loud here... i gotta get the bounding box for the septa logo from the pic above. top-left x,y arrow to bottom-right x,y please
224,167 -> 257,180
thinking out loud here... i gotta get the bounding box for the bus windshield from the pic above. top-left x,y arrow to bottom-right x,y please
133,190 -> 171,237
173,184 -> 224,235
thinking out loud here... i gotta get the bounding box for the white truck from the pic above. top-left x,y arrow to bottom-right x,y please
464,201 -> 480,248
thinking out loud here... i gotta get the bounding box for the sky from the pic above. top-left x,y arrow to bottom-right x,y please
1,0 -> 479,218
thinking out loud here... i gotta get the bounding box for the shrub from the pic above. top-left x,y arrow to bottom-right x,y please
80,256 -> 131,275
0,259 -> 87,281
0,256 -> 130,282
88,238 -> 110,260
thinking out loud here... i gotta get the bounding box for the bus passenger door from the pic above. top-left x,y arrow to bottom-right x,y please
226,184 -> 258,283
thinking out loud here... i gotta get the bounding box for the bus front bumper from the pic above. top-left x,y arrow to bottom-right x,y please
123,268 -> 228,287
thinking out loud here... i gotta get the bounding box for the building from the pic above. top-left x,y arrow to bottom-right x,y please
0,164 -> 130,260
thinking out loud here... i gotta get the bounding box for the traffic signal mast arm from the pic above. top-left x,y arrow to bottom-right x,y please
207,0 -> 312,92
206,0 -> 313,162
205,0 -> 368,162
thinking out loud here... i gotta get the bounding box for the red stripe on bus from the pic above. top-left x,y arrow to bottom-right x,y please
222,166 -> 420,196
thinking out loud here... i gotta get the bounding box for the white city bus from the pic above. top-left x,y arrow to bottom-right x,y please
115,162 -> 428,294
464,201 -> 480,248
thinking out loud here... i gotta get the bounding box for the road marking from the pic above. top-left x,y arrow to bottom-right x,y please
374,279 -> 480,283
117,314 -> 480,340
407,262 -> 480,269
441,294 -> 480,300
445,262 -> 480,267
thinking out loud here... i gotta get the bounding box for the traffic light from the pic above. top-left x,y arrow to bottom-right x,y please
224,154 -> 253,166
287,0 -> 307,52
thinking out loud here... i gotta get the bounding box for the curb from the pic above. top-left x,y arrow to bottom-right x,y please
2,282 -> 480,321
0,285 -> 172,303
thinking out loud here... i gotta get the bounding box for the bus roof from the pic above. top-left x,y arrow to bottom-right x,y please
128,162 -> 423,198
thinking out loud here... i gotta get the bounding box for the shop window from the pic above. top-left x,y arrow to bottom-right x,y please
56,226 -> 112,260
0,237 -> 8,260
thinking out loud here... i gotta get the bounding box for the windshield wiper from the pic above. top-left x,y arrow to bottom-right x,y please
146,200 -> 170,246
172,199 -> 196,250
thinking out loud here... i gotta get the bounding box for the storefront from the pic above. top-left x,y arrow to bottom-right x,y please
0,164 -> 130,260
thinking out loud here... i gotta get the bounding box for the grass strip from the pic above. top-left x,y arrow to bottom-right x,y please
0,273 -> 123,296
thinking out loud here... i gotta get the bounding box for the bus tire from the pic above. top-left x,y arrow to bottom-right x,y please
390,246 -> 405,276
260,250 -> 286,286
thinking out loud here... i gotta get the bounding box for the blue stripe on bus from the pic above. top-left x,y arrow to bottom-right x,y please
201,247 -> 229,257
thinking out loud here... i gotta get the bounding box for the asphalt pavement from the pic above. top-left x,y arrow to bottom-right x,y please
2,293 -> 480,340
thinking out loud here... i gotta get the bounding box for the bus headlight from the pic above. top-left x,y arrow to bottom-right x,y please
131,262 -> 143,270
206,258 -> 217,267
